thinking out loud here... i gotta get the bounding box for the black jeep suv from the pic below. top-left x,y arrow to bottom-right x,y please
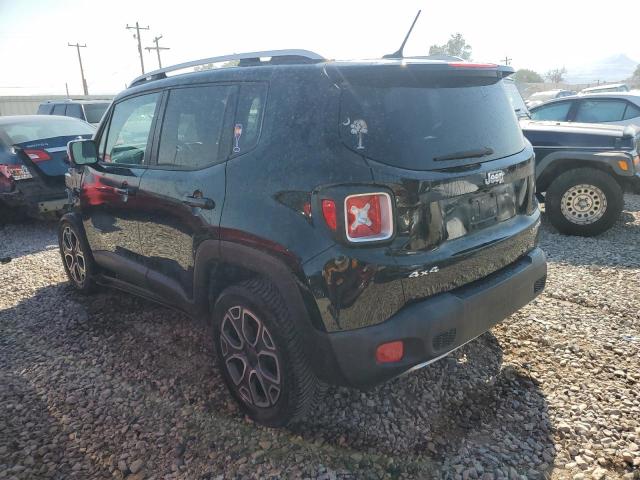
60,50 -> 547,426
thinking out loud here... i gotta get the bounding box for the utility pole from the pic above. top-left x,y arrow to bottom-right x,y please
126,21 -> 150,74
145,35 -> 170,69
502,55 -> 512,66
67,42 -> 88,95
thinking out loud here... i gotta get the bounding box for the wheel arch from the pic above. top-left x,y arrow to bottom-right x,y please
536,152 -> 624,193
192,239 -> 343,383
193,240 -> 325,332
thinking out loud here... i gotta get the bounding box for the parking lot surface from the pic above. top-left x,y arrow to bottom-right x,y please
1,197 -> 639,480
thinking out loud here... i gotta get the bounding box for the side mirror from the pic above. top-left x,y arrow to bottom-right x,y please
67,139 -> 98,166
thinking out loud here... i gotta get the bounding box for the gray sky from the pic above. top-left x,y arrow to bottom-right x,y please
1,0 -> 639,95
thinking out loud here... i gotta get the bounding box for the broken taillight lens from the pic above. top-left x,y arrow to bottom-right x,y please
344,192 -> 393,242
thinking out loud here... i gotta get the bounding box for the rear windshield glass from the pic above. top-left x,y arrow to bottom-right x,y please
339,80 -> 524,170
503,81 -> 529,117
84,103 -> 110,124
0,118 -> 95,144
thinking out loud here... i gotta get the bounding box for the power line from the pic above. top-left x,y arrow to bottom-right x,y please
67,42 -> 88,95
126,21 -> 150,74
502,55 -> 512,66
145,35 -> 170,69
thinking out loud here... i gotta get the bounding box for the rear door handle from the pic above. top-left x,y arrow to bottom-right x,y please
182,195 -> 215,210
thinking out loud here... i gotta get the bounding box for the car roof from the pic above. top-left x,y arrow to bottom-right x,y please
119,54 -> 512,100
581,83 -> 628,91
531,89 -> 568,95
41,99 -> 111,104
0,114 -> 90,125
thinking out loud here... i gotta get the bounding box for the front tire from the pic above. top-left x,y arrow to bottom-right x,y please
58,219 -> 96,292
212,279 -> 324,427
545,167 -> 623,236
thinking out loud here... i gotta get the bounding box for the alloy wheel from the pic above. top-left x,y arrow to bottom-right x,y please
219,306 -> 282,408
560,184 -> 607,225
62,226 -> 86,285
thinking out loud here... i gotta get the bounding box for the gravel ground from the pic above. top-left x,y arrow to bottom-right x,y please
1,196 -> 639,480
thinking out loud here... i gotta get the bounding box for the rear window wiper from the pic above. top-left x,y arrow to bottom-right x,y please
434,147 -> 494,162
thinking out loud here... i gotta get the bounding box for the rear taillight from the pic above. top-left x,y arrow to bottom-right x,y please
321,199 -> 337,231
23,149 -> 51,162
344,192 -> 393,242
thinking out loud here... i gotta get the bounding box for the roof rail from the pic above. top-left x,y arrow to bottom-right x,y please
129,49 -> 325,87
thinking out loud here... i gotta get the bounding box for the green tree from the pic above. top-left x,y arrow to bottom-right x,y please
630,64 -> 640,87
545,67 -> 567,84
429,33 -> 472,60
513,69 -> 544,83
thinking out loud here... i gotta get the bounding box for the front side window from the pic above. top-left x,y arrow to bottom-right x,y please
103,93 -> 159,165
531,102 -> 572,121
157,86 -> 233,168
574,100 -> 627,123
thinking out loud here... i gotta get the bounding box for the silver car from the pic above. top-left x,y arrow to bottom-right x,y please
529,92 -> 640,128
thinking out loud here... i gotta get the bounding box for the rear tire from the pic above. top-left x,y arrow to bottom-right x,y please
212,278 -> 324,427
545,167 -> 622,236
58,218 -> 96,293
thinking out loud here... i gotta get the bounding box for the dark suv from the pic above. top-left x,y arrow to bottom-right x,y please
60,50 -> 547,426
38,99 -> 111,126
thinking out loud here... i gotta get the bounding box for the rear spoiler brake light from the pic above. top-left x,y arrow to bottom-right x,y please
448,62 -> 514,78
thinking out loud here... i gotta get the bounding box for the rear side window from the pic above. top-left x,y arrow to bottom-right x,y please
574,100 -> 627,123
66,104 -> 83,119
623,103 -> 640,120
339,80 -> 524,170
37,104 -> 53,115
84,103 -> 110,124
531,102 -> 572,121
232,83 -> 267,156
157,85 -> 234,169
52,104 -> 66,115
103,93 -> 160,165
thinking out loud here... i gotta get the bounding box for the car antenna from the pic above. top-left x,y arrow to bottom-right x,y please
383,10 -> 421,59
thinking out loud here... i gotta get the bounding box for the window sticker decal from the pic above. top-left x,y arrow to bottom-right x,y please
349,119 -> 368,150
233,123 -> 243,153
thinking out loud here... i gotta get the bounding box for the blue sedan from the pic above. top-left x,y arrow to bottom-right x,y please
0,115 -> 95,219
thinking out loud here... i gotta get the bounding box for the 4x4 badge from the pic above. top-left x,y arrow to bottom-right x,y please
408,266 -> 440,278
484,170 -> 505,186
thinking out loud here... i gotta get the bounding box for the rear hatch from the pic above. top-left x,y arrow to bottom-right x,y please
332,60 -> 538,301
